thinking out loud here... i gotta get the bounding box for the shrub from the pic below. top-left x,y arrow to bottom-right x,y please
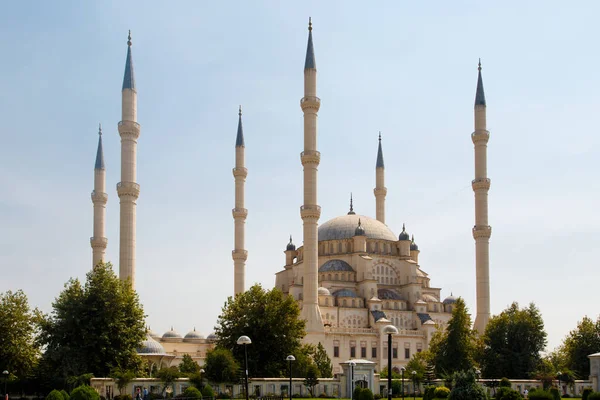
496,387 -> 522,400
70,386 -> 100,400
373,394 -> 382,400
358,388 -> 374,400
61,390 -> 71,400
562,394 -> 570,398
549,387 -> 561,400
182,387 -> 202,399
500,378 -> 512,388
433,386 -> 450,398
391,381 -> 402,398
423,385 -> 436,400
583,388 -> 594,400
202,386 -> 215,398
528,389 -> 553,400
215,394 -> 231,399
353,387 -> 363,400
47,390 -> 65,400
587,393 -> 600,400
447,370 -> 487,400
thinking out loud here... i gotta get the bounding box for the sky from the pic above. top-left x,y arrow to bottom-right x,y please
1,1 -> 599,354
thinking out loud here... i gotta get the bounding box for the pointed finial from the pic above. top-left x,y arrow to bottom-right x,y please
378,131 -> 381,141
411,234 -> 414,241
451,292 -> 453,296
170,325 -> 174,331
309,17 -> 312,31
478,58 -> 482,71
193,326 -> 196,332
98,123 -> 102,136
358,218 -> 362,227
348,193 -> 356,214
239,105 -> 242,117
127,30 -> 132,46
403,223 -> 406,231
289,235 -> 293,244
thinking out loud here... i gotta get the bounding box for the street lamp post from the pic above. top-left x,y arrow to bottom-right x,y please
476,369 -> 481,386
349,361 -> 356,400
237,336 -> 252,400
3,371 -> 8,400
400,367 -> 405,400
286,355 -> 295,400
411,370 -> 416,400
199,368 -> 205,391
383,325 -> 399,400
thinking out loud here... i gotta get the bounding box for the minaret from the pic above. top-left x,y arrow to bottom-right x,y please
117,31 -> 141,288
232,106 -> 248,295
472,59 -> 492,333
300,18 -> 324,333
91,124 -> 108,267
374,132 -> 387,224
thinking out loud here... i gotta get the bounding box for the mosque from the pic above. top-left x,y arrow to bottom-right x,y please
89,21 -> 492,374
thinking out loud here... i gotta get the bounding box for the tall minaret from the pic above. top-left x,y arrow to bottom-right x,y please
117,31 -> 141,288
472,59 -> 492,333
374,132 -> 387,224
232,106 -> 248,295
300,18 -> 324,333
91,124 -> 108,267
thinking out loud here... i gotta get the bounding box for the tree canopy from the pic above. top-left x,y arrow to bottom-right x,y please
480,302 -> 547,378
179,354 -> 201,375
0,289 -> 41,382
39,262 -> 146,381
430,298 -> 477,375
214,284 -> 306,377
562,316 -> 600,378
204,348 -> 240,383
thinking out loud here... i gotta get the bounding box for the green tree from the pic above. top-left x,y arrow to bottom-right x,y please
430,298 -> 477,375
0,290 -> 42,381
47,390 -> 65,400
204,348 -> 240,383
156,367 -> 180,396
70,385 -> 100,400
303,364 -> 320,397
214,284 -> 306,377
480,302 -> 547,379
406,351 -> 428,384
562,316 -> 600,378
179,354 -> 200,375
447,370 -> 486,400
182,387 -> 202,399
110,368 -> 136,395
39,262 -> 146,381
313,342 -> 333,378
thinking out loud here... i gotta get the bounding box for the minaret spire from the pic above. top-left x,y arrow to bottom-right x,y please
348,193 -> 355,215
117,30 -> 141,288
91,123 -> 108,267
472,59 -> 492,333
232,106 -> 248,295
374,132 -> 387,223
300,18 -> 324,334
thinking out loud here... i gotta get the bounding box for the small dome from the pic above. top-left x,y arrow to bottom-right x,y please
286,235 -> 296,251
319,214 -> 397,241
146,327 -> 160,339
415,299 -> 427,305
398,223 -> 410,241
207,332 -> 218,341
443,294 -> 457,305
319,259 -> 354,272
138,334 -> 167,355
318,287 -> 331,296
332,289 -> 358,298
378,289 -> 405,300
354,219 -> 366,236
410,235 -> 419,251
422,294 -> 438,303
162,327 -> 182,339
184,327 -> 204,340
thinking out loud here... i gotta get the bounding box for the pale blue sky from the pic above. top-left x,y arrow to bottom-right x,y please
1,1 -> 599,353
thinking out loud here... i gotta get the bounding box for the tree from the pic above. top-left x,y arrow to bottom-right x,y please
313,343 -> 333,378
111,368 -> 136,395
214,284 -> 306,377
430,298 -> 477,375
182,387 -> 202,399
39,262 -> 146,381
156,367 -> 180,396
447,370 -> 486,400
562,316 -> 600,378
70,385 -> 100,400
406,351 -> 428,384
47,390 -> 65,400
0,290 -> 42,381
480,302 -> 547,379
179,354 -> 200,375
303,364 -> 320,397
204,348 -> 240,383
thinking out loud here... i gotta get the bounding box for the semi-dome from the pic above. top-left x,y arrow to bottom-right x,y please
138,334 -> 167,355
319,259 -> 354,272
184,327 -> 204,340
318,287 -> 331,296
377,289 -> 405,300
422,294 -> 438,303
318,214 -> 396,241
162,327 -> 182,339
332,289 -> 358,298
443,294 -> 457,305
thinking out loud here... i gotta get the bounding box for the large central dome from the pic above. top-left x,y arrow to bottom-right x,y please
318,214 -> 397,241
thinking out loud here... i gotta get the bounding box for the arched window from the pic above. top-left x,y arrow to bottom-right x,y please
328,273 -> 332,280
352,299 -> 356,307
325,298 -> 330,306
343,299 -> 347,307
335,273 -> 339,280
338,242 -> 342,253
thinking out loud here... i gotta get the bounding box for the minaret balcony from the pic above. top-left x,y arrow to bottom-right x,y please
232,167 -> 248,178
90,236 -> 108,248
472,225 -> 492,239
300,204 -> 321,219
300,150 -> 321,165
300,96 -> 321,111
232,249 -> 248,261
232,208 -> 248,218
118,120 -> 141,138
374,187 -> 388,196
471,130 -> 490,143
117,181 -> 140,198
91,190 -> 108,203
471,178 -> 491,191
